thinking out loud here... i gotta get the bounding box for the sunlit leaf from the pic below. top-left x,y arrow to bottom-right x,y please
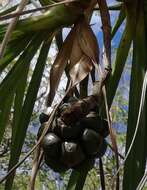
0,6 -> 17,16
0,4 -> 82,42
67,21 -> 98,87
69,55 -> 92,86
69,29 -> 83,69
78,21 -> 99,65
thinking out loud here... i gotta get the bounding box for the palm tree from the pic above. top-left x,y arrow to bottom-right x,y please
0,0 -> 147,189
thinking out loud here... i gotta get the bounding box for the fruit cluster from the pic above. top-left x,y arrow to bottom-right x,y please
38,101 -> 109,173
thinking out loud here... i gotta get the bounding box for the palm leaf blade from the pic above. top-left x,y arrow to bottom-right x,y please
5,37 -> 52,190
123,2 -> 147,189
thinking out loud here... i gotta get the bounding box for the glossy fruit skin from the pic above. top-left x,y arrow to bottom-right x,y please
38,100 -> 109,173
81,128 -> 103,156
95,139 -> 107,158
80,112 -> 109,138
41,133 -> 61,159
61,142 -> 85,167
52,118 -> 83,140
44,154 -> 68,173
39,113 -> 49,124
80,115 -> 101,133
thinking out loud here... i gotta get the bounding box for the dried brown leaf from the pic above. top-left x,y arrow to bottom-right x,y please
97,0 -> 111,83
29,147 -> 43,190
67,22 -> 97,86
68,28 -> 83,69
47,21 -> 99,106
47,28 -> 76,106
77,21 -> 99,65
97,0 -> 111,65
69,55 -> 93,86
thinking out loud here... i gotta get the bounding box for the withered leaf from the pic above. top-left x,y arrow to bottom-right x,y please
97,0 -> 111,83
68,22 -> 97,86
69,54 -> 93,86
68,29 -> 83,69
97,0 -> 111,65
46,28 -> 76,106
47,20 -> 100,106
78,21 -> 99,66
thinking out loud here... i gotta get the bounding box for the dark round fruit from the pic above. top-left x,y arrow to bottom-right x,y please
80,112 -> 109,138
81,128 -> 103,156
100,119 -> 109,138
39,113 -> 49,124
37,122 -> 50,140
41,133 -> 61,159
95,139 -> 107,158
61,142 -> 85,167
53,118 -> 83,140
73,158 -> 95,172
44,154 -> 68,173
80,112 -> 101,133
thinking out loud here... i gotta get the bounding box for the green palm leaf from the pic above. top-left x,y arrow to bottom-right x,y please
0,95 -> 14,144
0,4 -> 81,42
107,16 -> 132,107
123,1 -> 147,189
0,33 -> 43,101
111,8 -> 125,39
0,34 -> 33,72
5,36 -> 52,190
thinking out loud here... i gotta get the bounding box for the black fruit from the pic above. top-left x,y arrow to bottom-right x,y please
100,119 -> 109,138
38,99 -> 108,173
41,133 -> 61,159
81,128 -> 102,156
39,113 -> 49,124
44,154 -> 68,173
52,118 -> 83,140
80,112 -> 109,138
80,112 -> 101,133
61,142 -> 85,167
95,139 -> 107,158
